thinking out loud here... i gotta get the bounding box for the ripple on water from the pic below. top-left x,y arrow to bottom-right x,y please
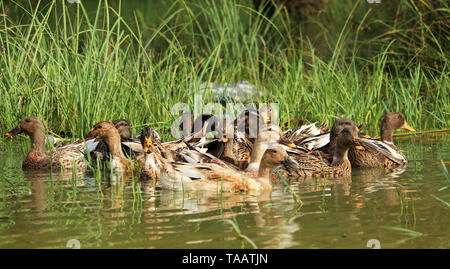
0,135 -> 449,248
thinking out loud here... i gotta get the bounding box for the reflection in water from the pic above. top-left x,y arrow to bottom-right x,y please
0,135 -> 449,248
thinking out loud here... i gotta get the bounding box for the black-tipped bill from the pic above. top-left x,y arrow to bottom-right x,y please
282,156 -> 299,169
4,125 -> 23,137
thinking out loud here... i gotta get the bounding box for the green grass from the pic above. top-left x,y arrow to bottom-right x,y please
221,213 -> 258,249
0,0 -> 448,142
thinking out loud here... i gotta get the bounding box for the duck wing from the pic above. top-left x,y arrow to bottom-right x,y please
359,138 -> 407,165
297,132 -> 330,150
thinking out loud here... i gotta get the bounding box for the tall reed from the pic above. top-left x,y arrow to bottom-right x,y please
0,0 -> 448,141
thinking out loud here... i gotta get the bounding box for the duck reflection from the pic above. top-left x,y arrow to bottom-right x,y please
351,166 -> 407,207
23,169 -> 88,213
139,183 -> 302,249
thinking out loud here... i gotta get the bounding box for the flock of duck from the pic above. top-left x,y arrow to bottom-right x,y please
3,109 -> 416,194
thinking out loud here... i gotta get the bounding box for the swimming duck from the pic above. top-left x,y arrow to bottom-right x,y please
141,124 -> 297,192
4,116 -> 98,170
274,118 -> 364,178
90,119 -> 136,163
84,121 -> 141,173
348,112 -> 416,168
216,116 -> 253,169
214,108 -> 275,169
158,144 -> 297,193
140,127 -> 164,181
121,114 -> 223,171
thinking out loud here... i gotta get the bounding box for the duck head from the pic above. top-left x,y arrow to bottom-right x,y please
258,145 -> 298,182
263,146 -> 298,169
330,118 -> 358,139
4,116 -> 44,137
140,127 -> 160,154
380,112 -> 416,142
234,108 -> 270,139
85,121 -> 126,158
85,121 -> 118,141
332,122 -> 364,166
112,119 -> 132,139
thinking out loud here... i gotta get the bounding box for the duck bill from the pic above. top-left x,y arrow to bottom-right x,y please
4,125 -> 23,137
143,137 -> 154,154
279,139 -> 296,148
261,113 -> 269,124
352,136 -> 365,151
401,121 -> 416,132
74,132 -> 96,144
218,137 -> 229,143
282,156 -> 299,169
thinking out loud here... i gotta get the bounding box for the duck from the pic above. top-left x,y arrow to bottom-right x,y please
274,118 -> 364,179
348,112 -> 416,168
189,108 -> 266,160
89,119 -> 136,163
141,124 -> 298,193
4,116 -> 98,170
139,125 -> 236,180
139,127 -> 164,181
118,113 -> 223,171
84,121 -> 142,173
218,126 -> 253,169
159,144 -> 297,193
214,108 -> 275,169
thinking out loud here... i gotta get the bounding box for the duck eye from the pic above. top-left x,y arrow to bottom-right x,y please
25,119 -> 31,123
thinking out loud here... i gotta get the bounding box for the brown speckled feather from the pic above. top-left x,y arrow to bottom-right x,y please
347,112 -> 414,169
348,140 -> 406,169
273,151 -> 352,179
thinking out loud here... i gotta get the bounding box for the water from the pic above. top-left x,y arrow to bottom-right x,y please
0,134 -> 449,249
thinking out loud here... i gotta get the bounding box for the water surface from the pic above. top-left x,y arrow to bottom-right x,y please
0,134 -> 449,249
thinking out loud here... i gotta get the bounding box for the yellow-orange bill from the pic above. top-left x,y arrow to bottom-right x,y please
143,137 -> 154,153
279,139 -> 296,148
352,136 -> 365,150
261,113 -> 269,124
218,137 -> 229,143
401,121 -> 416,132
